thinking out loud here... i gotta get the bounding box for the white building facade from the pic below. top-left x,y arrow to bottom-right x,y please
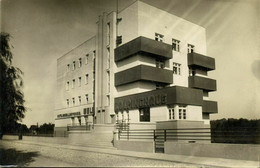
54,1 -> 217,135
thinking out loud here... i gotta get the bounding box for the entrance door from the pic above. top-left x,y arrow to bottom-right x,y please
154,130 -> 165,153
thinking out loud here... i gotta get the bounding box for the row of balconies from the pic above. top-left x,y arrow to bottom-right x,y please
115,64 -> 216,92
114,36 -> 217,114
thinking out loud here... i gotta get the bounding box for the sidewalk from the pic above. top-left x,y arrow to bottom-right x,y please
13,139 -> 259,168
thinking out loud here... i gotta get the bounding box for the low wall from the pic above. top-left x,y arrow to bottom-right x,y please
115,140 -> 154,153
54,127 -> 68,137
2,135 -> 19,140
165,141 -> 260,161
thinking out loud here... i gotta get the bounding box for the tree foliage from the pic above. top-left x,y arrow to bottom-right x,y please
0,32 -> 26,134
38,123 -> 54,134
211,118 -> 260,144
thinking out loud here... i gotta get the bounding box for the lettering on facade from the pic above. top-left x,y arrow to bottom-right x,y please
115,93 -> 167,112
57,112 -> 80,118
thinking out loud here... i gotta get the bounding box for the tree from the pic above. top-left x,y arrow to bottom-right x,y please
38,123 -> 55,134
0,32 -> 26,137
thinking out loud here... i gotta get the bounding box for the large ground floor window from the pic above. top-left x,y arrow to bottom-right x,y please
139,107 -> 150,122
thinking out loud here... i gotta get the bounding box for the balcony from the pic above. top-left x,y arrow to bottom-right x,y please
115,36 -> 172,62
188,52 -> 215,71
115,86 -> 203,112
189,76 -> 217,92
115,65 -> 173,86
202,100 -> 218,113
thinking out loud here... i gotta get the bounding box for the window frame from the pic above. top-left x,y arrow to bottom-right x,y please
155,33 -> 164,42
172,38 -> 180,52
79,58 -> 82,67
188,44 -> 195,53
139,107 -> 150,122
173,62 -> 181,75
72,79 -> 75,89
85,94 -> 89,103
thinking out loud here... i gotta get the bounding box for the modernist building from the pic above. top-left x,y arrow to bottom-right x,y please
54,1 -> 217,136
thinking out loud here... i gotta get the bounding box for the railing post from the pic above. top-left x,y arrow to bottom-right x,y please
164,130 -> 166,141
118,130 -> 120,140
127,129 -> 129,140
153,130 -> 156,141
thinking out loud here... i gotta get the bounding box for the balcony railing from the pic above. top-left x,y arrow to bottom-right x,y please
189,76 -> 217,91
188,52 -> 215,71
202,100 -> 218,113
115,65 -> 173,86
115,36 -> 172,62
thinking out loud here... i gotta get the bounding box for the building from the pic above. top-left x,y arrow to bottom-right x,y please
54,1 -> 217,137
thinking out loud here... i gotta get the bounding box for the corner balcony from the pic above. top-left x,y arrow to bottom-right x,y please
114,36 -> 172,62
115,86 -> 203,112
202,100 -> 218,113
188,52 -> 215,71
115,65 -> 173,86
188,76 -> 217,92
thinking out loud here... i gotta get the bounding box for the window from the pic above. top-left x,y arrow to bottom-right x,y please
107,22 -> 110,45
107,47 -> 110,69
156,59 -> 165,68
72,79 -> 75,89
155,33 -> 164,42
66,81 -> 69,91
173,63 -> 181,75
179,106 -> 187,120
78,96 -> 81,105
79,58 -> 82,67
78,77 -> 81,87
67,64 -> 70,72
107,95 -> 110,106
168,108 -> 175,120
66,99 -> 69,107
107,71 -> 110,93
139,107 -> 150,122
172,39 -> 180,51
189,68 -> 196,76
188,44 -> 195,53
72,98 -> 75,106
72,61 -> 76,70
85,74 -> 89,84
93,50 -> 96,58
85,94 -> 89,103
85,54 -> 89,64
156,83 -> 164,90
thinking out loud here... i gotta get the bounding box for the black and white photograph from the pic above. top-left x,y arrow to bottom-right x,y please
0,0 -> 260,167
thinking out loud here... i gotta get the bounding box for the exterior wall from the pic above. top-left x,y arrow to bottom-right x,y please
186,105 -> 203,121
114,140 -> 154,153
117,2 -> 139,46
54,127 -> 68,137
116,54 -> 156,72
95,12 -> 117,124
136,1 -> 207,88
55,37 -> 96,127
116,81 -> 155,97
150,106 -> 168,122
55,118 -> 72,127
164,142 -> 260,161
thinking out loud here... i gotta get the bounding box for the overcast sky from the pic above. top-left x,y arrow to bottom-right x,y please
1,0 -> 260,126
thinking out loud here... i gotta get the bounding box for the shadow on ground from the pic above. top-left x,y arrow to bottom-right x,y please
0,148 -> 39,167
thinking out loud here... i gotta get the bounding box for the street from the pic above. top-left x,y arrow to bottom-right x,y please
0,140 -> 202,167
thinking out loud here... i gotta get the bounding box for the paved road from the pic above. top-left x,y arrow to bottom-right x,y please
0,140 -> 202,167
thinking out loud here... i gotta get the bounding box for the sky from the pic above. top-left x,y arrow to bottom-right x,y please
1,0 -> 260,127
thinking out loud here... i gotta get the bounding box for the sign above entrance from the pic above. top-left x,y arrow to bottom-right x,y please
57,112 -> 80,119
115,93 -> 167,112
115,86 -> 203,112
